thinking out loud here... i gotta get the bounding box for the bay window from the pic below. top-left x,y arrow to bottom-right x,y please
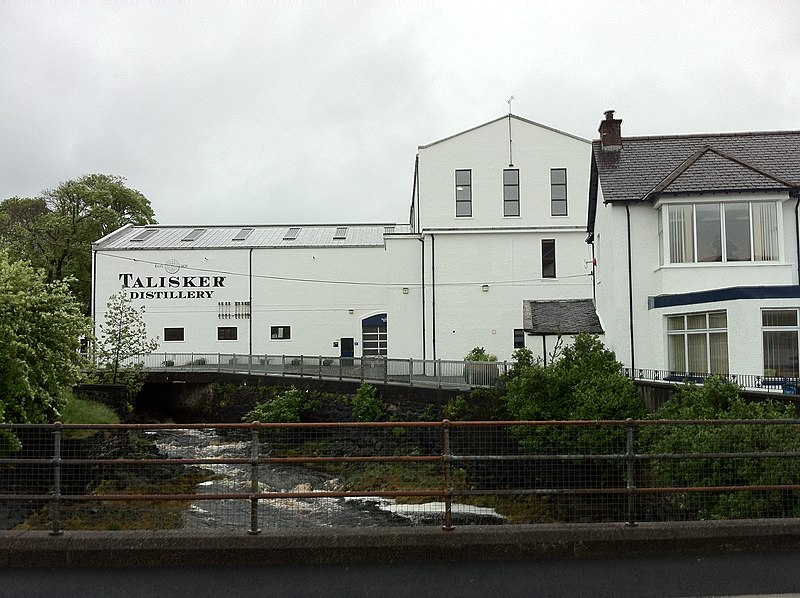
664,201 -> 778,264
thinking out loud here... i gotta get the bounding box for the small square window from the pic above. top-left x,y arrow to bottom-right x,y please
164,328 -> 184,342
217,327 -> 238,341
271,326 -> 291,340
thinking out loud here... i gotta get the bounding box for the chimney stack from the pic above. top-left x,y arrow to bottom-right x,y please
598,110 -> 622,151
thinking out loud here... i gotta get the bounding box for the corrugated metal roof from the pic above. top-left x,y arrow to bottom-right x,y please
593,130 -> 800,203
95,223 -> 414,250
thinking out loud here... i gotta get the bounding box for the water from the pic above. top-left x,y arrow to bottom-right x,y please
149,429 -> 504,531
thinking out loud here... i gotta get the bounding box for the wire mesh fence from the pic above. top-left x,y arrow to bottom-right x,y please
3,419 -> 800,534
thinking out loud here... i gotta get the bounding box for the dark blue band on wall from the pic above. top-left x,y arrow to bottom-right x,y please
649,286 -> 800,309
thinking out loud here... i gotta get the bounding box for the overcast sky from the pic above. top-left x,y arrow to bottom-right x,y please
2,1 -> 799,226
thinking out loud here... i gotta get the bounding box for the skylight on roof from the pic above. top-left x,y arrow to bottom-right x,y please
131,229 -> 158,242
283,227 -> 301,240
333,227 -> 348,239
232,228 -> 254,241
181,228 -> 207,242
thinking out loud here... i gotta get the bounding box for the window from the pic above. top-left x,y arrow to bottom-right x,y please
283,227 -> 301,240
218,301 -> 250,319
217,326 -> 238,341
333,227 -> 348,239
164,327 -> 184,342
664,202 -> 778,264
503,169 -> 520,217
362,314 -> 388,356
455,170 -> 472,217
550,168 -> 567,216
271,326 -> 291,340
666,311 -> 728,374
131,229 -> 157,242
181,228 -> 206,242
542,239 -> 556,278
514,329 -> 525,349
232,228 -> 254,241
763,309 -> 799,377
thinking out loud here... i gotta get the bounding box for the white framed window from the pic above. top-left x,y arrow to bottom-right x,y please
271,326 -> 291,340
666,311 -> 728,374
550,168 -> 567,216
455,170 -> 472,217
503,169 -> 520,217
763,309 -> 799,377
663,201 -> 779,264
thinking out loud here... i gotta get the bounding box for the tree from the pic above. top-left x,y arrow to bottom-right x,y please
0,253 -> 91,452
94,289 -> 159,399
0,174 -> 157,313
643,377 -> 800,519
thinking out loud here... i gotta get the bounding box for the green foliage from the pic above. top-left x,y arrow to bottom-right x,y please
61,396 -> 120,425
93,289 -> 159,399
0,254 -> 91,452
242,386 -> 318,423
644,377 -> 800,519
464,347 -> 498,361
352,383 -> 384,422
0,175 -> 157,313
505,334 -> 645,454
444,387 -> 510,421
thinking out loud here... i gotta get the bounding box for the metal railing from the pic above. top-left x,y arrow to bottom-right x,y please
3,419 -> 800,534
88,353 -> 510,389
623,368 -> 800,395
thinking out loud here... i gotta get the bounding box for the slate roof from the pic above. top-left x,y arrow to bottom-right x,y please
592,130 -> 800,204
94,223 -> 412,250
522,299 -> 604,335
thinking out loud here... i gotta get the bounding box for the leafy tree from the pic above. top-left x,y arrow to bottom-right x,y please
0,253 -> 91,452
643,377 -> 800,519
464,347 -> 498,361
505,334 -> 645,455
352,383 -> 385,422
0,174 -> 157,313
93,289 -> 159,399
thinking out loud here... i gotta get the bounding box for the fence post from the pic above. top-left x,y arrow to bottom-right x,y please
409,358 -> 414,386
360,356 -> 364,382
50,422 -> 63,536
625,418 -> 637,527
318,355 -> 323,380
437,360 -> 442,389
384,356 -> 388,384
249,424 -> 261,535
339,355 -> 343,381
441,419 -> 454,531
300,355 -> 304,377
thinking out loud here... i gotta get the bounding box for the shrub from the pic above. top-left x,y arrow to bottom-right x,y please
352,383 -> 384,422
242,386 -> 318,423
643,377 -> 800,519
465,347 -> 497,362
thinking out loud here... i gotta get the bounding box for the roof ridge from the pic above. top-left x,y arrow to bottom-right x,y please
592,129 -> 800,144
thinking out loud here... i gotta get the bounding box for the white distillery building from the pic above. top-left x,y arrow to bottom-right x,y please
588,111 -> 800,378
92,114 -> 599,362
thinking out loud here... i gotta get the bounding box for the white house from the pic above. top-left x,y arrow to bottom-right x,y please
588,111 -> 800,378
92,114 -> 598,362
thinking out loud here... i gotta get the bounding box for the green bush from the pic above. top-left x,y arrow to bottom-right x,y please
352,383 -> 384,422
643,377 -> 800,519
465,347 -> 497,361
242,386 -> 318,423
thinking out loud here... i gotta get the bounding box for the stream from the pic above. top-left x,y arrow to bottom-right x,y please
149,428 -> 504,531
